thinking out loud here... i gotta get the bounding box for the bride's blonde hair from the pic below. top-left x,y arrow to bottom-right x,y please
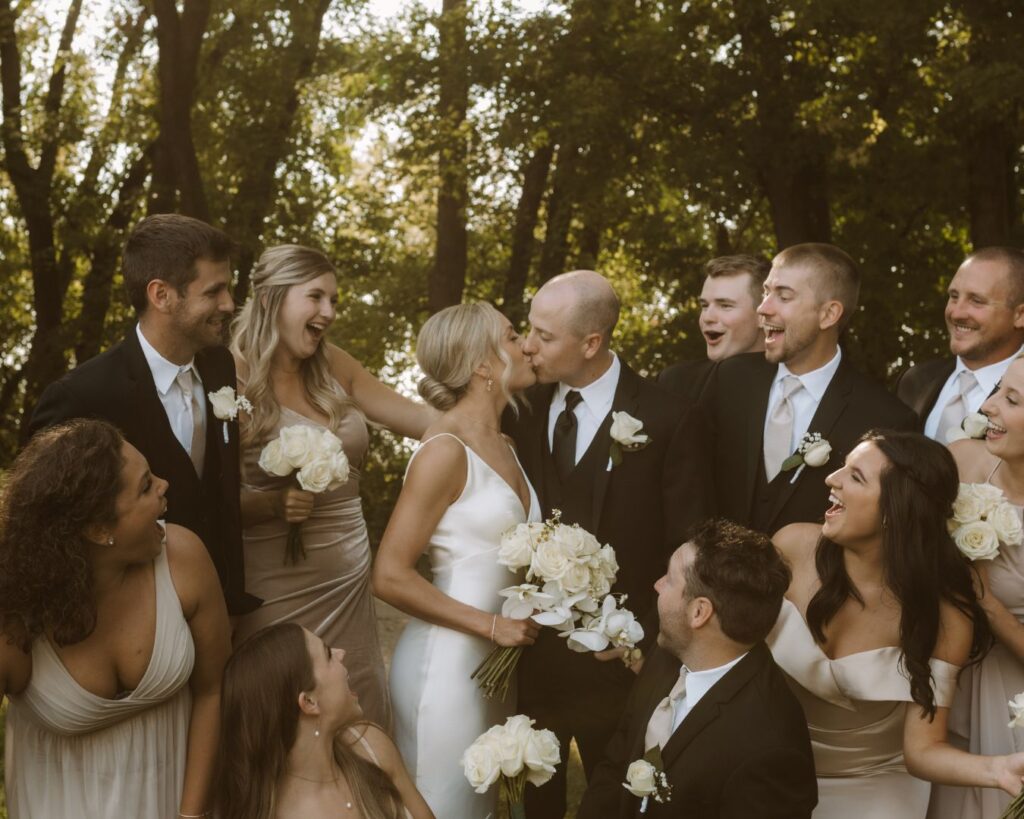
416,302 -> 521,415
231,245 -> 352,445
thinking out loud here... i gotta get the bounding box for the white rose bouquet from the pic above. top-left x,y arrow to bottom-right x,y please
947,482 -> 1023,562
462,715 -> 560,818
258,424 -> 350,564
623,748 -> 672,813
472,512 -> 643,700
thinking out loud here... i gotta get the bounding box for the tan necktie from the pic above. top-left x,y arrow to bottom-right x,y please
644,669 -> 688,751
176,368 -> 205,478
937,370 -> 978,444
764,375 -> 804,481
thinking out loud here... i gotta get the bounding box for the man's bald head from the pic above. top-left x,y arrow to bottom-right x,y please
536,270 -> 621,347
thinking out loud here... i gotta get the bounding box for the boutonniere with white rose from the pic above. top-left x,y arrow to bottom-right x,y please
208,387 -> 253,444
258,425 -> 350,564
780,432 -> 832,484
462,715 -> 560,819
947,482 -> 1023,562
945,412 -> 990,443
623,748 -> 672,813
609,411 -> 650,468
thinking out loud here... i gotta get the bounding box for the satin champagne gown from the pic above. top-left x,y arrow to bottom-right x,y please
768,598 -> 960,819
390,433 -> 541,819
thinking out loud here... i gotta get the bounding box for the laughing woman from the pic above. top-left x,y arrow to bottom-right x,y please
930,355 -> 1024,817
230,244 -> 436,730
767,430 -> 1024,819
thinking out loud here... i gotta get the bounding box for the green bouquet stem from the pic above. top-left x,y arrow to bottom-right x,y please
284,521 -> 306,565
500,772 -> 527,819
1001,789 -> 1024,819
470,645 -> 523,701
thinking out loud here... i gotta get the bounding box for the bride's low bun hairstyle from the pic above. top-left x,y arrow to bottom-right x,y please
416,302 -> 518,412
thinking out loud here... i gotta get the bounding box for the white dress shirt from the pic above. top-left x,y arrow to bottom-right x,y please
136,324 -> 207,457
923,348 -> 1024,440
763,347 -> 842,456
670,652 -> 748,733
547,354 -> 621,464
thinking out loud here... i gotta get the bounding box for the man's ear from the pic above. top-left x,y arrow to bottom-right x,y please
580,332 -> 604,360
690,596 -> 715,629
818,299 -> 844,332
146,279 -> 176,315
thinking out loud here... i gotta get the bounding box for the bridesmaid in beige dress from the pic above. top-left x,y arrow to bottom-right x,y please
931,355 -> 1024,817
768,430 -> 1024,818
230,244 -> 434,730
1,420 -> 230,819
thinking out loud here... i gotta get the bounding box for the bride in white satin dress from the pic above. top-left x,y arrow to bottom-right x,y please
373,302 -> 542,819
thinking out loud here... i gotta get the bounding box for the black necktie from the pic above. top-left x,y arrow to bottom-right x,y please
553,390 -> 583,481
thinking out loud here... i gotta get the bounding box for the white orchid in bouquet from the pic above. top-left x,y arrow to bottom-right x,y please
462,715 -> 560,818
472,511 -> 643,700
948,482 -> 1023,562
258,424 -> 349,564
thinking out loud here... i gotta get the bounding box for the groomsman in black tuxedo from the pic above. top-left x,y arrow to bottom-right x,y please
700,243 -> 916,535
659,254 -> 769,402
506,269 -> 709,819
580,519 -> 816,819
897,247 -> 1024,441
28,214 -> 259,614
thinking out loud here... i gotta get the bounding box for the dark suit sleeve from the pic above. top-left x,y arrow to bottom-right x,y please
721,747 -> 817,819
578,685 -> 638,819
662,400 -> 712,547
26,378 -> 79,440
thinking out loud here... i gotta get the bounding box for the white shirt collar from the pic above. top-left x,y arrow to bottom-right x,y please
683,652 -> 747,705
136,324 -> 198,396
954,346 -> 1024,396
555,353 -> 620,419
775,346 -> 842,402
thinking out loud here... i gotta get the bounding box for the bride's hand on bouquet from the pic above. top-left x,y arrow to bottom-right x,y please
274,486 -> 315,523
493,615 -> 540,647
994,752 -> 1024,795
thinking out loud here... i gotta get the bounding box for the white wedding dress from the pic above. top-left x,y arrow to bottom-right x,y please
390,433 -> 540,819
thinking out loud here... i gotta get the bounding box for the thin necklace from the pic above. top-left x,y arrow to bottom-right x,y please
449,411 -> 501,434
284,772 -> 353,809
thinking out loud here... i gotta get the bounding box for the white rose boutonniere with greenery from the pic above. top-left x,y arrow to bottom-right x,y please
945,412 -> 990,443
208,387 -> 253,443
609,411 -> 650,468
781,432 -> 832,484
623,748 -> 672,813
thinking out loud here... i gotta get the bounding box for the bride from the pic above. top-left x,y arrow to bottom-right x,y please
373,302 -> 541,818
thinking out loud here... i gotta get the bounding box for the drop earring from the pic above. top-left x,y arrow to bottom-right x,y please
107,536 -> 114,546
486,377 -> 494,392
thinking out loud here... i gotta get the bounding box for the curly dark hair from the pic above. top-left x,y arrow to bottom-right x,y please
0,419 -> 125,650
806,429 -> 992,718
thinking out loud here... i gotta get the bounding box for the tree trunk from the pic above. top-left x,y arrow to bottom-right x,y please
1,0 -> 83,438
503,142 -> 554,323
151,0 -> 211,219
428,0 -> 469,314
227,0 -> 333,304
965,119 -> 1015,248
537,140 -> 580,283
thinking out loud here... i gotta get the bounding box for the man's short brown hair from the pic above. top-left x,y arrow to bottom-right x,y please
704,254 -> 771,305
774,243 -> 860,331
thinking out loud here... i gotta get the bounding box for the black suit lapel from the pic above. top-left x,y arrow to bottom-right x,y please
524,383 -> 557,512
762,358 -> 853,529
742,362 -> 777,522
590,362 -> 642,533
659,644 -> 770,771
921,358 -> 956,420
195,348 -> 230,475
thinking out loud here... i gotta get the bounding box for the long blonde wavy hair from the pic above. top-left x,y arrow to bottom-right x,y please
231,245 -> 352,445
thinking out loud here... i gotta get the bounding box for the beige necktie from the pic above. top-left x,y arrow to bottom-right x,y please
644,669 -> 688,751
764,375 -> 804,481
176,368 -> 205,478
937,370 -> 978,444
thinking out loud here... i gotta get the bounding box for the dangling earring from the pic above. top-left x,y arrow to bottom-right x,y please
486,377 -> 494,392
107,536 -> 114,546
314,719 -> 321,738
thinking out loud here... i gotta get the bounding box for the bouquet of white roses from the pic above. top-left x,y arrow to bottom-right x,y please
948,482 -> 1023,562
472,512 -> 643,700
258,424 -> 349,564
462,715 -> 560,818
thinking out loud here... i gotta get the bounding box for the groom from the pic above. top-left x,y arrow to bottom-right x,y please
28,214 -> 259,614
699,243 -> 916,534
506,269 -> 710,818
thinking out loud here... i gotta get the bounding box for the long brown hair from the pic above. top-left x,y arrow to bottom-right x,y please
215,623 -> 404,819
0,420 -> 125,650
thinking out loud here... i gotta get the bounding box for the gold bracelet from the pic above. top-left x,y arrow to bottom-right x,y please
178,812 -> 210,818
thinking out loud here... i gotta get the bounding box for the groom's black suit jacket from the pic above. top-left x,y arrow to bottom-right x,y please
699,352 -> 916,535
27,331 -> 259,614
894,357 -> 956,429
579,644 -> 817,819
505,361 -> 710,704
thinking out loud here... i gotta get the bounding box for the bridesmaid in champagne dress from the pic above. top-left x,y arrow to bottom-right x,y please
374,303 -> 542,818
230,245 -> 435,730
768,430 -> 1024,818
931,357 -> 1024,817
